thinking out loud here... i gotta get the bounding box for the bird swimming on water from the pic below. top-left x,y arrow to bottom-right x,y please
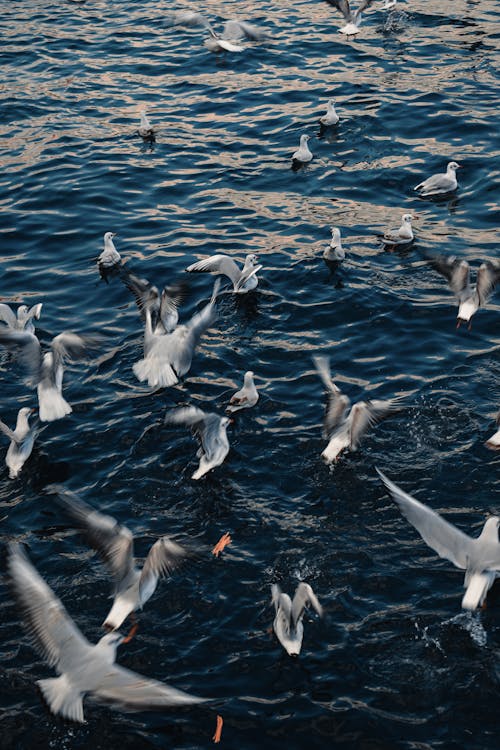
414,161 -> 460,197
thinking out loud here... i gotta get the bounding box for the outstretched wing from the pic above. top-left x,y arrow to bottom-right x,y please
186,255 -> 241,286
0,304 -> 17,328
322,0 -> 352,22
291,583 -> 323,626
349,397 -> 403,448
476,260 -> 500,307
139,537 -> 191,605
376,469 -> 474,570
92,664 -> 208,708
428,255 -> 470,298
222,19 -> 268,41
0,329 -> 41,385
7,543 -> 91,673
48,485 -> 135,591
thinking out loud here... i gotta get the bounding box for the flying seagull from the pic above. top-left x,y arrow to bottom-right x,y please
186,254 -> 261,294
120,269 -> 185,334
48,485 -> 191,631
0,407 -> 38,479
7,543 -> 207,723
322,0 -> 379,35
314,356 -> 403,463
427,254 -> 500,328
0,303 -> 43,334
164,406 -> 231,480
271,583 -> 323,656
165,12 -> 268,53
377,469 -> 500,610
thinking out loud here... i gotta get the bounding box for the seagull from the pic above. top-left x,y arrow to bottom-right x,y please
380,0 -> 396,9
313,355 -> 403,463
485,409 -> 500,451
164,406 -> 231,480
377,469 -> 500,611
133,280 -> 219,388
0,330 -> 98,422
292,134 -> 313,165
271,583 -> 323,656
226,371 -> 259,413
323,227 -> 345,262
0,303 -> 43,334
414,161 -> 460,197
98,232 -> 121,268
322,0 -> 379,35
319,99 -> 339,127
48,486 -> 191,631
427,254 -> 500,328
121,269 -> 185,334
0,407 -> 37,479
186,254 -> 261,294
381,214 -> 414,247
165,12 -> 268,53
7,543 -> 207,724
138,111 -> 155,140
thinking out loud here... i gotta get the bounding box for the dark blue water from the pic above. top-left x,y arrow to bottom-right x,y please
1,0 -> 500,747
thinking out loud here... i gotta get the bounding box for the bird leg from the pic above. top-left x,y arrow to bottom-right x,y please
122,622 -> 139,644
212,715 -> 223,744
212,532 -> 232,557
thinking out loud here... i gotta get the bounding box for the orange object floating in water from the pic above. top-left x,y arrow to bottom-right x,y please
212,714 -> 223,743
212,533 -> 232,557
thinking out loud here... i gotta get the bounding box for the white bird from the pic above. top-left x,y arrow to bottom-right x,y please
98,232 -> 121,268
271,583 -> 323,656
0,329 -> 97,422
165,12 -> 268,53
380,0 -> 396,9
428,255 -> 500,328
121,270 -> 185,335
319,99 -> 339,127
164,406 -> 231,480
377,469 -> 500,611
323,227 -> 345,262
381,214 -> 414,247
7,544 -> 207,724
314,356 -> 402,463
0,407 -> 37,479
133,281 -> 219,388
414,161 -> 460,197
138,111 -> 155,140
0,303 -> 43,334
322,0 -> 379,35
485,410 -> 500,451
226,371 -> 259,413
292,134 -> 313,164
48,486 -> 191,631
186,253 -> 261,293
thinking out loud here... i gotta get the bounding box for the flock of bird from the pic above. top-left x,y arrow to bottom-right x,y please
2,0 -> 500,735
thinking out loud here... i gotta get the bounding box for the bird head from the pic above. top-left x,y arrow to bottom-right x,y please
402,214 -> 413,224
448,162 -> 460,172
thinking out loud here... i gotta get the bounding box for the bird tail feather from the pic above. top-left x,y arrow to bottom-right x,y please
38,389 -> 72,422
133,358 -> 178,388
37,677 -> 85,723
462,573 -> 492,610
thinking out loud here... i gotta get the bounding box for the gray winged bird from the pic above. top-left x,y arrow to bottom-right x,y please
313,355 -> 402,463
7,544 -> 206,723
0,406 -> 38,479
485,409 -> 500,451
0,329 -> 97,422
271,583 -> 323,656
133,280 -> 219,388
165,11 -> 268,53
323,0 -> 379,35
0,302 -> 43,334
121,269 -> 185,334
186,253 -> 261,293
428,254 -> 500,327
226,371 -> 259,413
377,469 -> 500,610
48,485 -> 190,631
165,406 -> 231,480
414,161 -> 460,197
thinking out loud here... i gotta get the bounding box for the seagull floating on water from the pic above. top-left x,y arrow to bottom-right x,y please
0,303 -> 43,334
314,355 -> 403,463
186,254 -> 261,294
133,280 -> 219,388
485,409 -> 500,451
48,485 -> 191,631
377,469 -> 500,611
0,407 -> 37,479
0,329 -> 98,422
322,0 -> 379,35
7,543 -> 207,724
165,12 -> 268,53
427,254 -> 500,328
381,214 -> 414,247
323,227 -> 345,262
98,232 -> 121,268
292,134 -> 313,165
319,99 -> 339,127
138,111 -> 155,140
414,161 -> 460,197
271,583 -> 323,656
226,371 -> 259,413
164,406 -> 231,480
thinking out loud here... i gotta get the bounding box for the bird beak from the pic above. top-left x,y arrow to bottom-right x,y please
29,408 -> 37,415
122,622 -> 138,644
